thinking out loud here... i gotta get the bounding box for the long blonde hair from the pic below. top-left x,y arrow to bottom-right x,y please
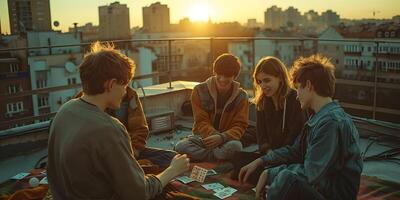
253,56 -> 291,111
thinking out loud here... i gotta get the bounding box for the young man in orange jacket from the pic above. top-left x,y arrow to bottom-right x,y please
175,54 -> 249,161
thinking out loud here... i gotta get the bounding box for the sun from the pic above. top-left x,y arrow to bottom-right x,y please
188,4 -> 210,22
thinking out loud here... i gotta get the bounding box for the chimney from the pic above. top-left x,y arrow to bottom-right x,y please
73,23 -> 78,38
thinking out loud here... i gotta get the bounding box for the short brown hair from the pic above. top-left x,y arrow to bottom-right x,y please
253,56 -> 291,110
290,54 -> 335,97
79,42 -> 135,95
213,53 -> 241,78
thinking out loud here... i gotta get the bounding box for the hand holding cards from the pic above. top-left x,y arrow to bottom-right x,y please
190,165 -> 208,183
175,166 -> 217,184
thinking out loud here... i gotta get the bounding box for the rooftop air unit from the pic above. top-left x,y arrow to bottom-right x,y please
146,110 -> 175,134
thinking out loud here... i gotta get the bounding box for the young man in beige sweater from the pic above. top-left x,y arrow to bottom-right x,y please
47,42 -> 189,200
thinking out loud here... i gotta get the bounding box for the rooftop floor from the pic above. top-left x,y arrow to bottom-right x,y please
1,117 -> 399,186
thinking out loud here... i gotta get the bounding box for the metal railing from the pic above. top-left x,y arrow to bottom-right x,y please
1,36 -> 400,130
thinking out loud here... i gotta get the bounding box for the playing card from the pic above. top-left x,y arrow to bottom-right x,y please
176,176 -> 195,184
202,183 -> 224,190
39,177 -> 48,185
220,187 -> 237,195
190,165 -> 208,183
212,187 -> 225,193
213,189 -> 232,199
206,169 -> 217,176
10,172 -> 29,180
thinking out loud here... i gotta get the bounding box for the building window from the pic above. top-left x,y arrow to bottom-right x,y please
8,84 -> 23,94
6,101 -> 24,113
385,32 -> 390,37
36,79 -> 47,88
10,64 -> 19,72
38,96 -> 49,108
67,78 -> 77,85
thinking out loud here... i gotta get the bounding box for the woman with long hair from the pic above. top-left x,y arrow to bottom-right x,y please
231,56 -> 307,185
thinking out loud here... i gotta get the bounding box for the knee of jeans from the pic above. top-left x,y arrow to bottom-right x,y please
174,139 -> 190,153
224,140 -> 243,151
166,150 -> 177,157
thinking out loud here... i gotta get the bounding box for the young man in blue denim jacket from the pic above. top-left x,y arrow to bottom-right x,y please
239,55 -> 363,200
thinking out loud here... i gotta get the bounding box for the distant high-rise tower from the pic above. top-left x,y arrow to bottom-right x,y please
142,2 -> 170,33
99,2 -> 130,40
264,6 -> 285,30
285,6 -> 302,26
7,0 -> 52,34
321,10 -> 340,26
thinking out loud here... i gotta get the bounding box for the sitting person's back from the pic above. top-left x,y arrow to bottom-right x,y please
47,42 -> 189,200
48,98 -> 160,199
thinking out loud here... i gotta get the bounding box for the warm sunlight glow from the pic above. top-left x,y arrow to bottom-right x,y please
188,4 -> 210,22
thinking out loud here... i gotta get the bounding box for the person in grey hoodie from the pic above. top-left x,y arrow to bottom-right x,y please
239,55 -> 363,200
47,42 -> 189,200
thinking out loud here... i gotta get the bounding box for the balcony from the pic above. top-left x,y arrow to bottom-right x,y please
373,52 -> 400,59
0,71 -> 30,80
344,51 -> 362,56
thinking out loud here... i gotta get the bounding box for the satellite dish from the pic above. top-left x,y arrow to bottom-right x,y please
65,61 -> 76,73
53,21 -> 60,27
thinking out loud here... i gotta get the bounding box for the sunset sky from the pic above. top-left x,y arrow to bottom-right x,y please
0,0 -> 399,34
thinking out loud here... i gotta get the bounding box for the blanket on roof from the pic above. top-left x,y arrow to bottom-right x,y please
1,162 -> 399,200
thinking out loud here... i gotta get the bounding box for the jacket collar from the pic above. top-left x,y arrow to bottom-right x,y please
306,101 -> 341,127
205,76 -> 241,106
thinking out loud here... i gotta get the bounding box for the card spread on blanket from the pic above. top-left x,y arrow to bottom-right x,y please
202,183 -> 225,190
190,165 -> 208,183
39,177 -> 48,185
176,176 -> 195,184
213,187 -> 238,199
206,169 -> 217,176
10,172 -> 29,180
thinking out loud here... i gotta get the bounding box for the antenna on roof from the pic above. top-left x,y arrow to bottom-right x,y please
372,10 -> 380,18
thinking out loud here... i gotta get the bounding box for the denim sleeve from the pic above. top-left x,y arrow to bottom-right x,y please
302,120 -> 339,184
260,134 -> 302,166
278,120 -> 339,185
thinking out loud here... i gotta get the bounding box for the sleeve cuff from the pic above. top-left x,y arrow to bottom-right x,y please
261,153 -> 271,164
147,174 -> 163,197
217,132 -> 230,143
266,165 -> 287,185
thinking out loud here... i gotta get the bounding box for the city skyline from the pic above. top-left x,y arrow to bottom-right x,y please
0,0 -> 399,34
